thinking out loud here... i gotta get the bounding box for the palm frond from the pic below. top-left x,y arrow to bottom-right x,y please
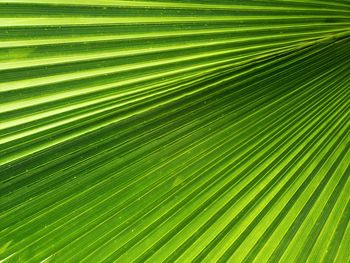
1,0 -> 350,262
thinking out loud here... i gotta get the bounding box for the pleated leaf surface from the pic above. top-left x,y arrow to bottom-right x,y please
0,0 -> 350,262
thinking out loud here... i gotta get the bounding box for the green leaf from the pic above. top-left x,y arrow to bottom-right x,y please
0,0 -> 349,262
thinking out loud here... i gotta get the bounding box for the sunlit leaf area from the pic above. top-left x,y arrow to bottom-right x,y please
0,0 -> 350,262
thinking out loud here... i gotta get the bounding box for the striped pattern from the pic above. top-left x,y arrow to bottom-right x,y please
0,0 -> 350,262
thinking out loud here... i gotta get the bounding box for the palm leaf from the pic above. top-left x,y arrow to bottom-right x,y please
0,0 -> 349,262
